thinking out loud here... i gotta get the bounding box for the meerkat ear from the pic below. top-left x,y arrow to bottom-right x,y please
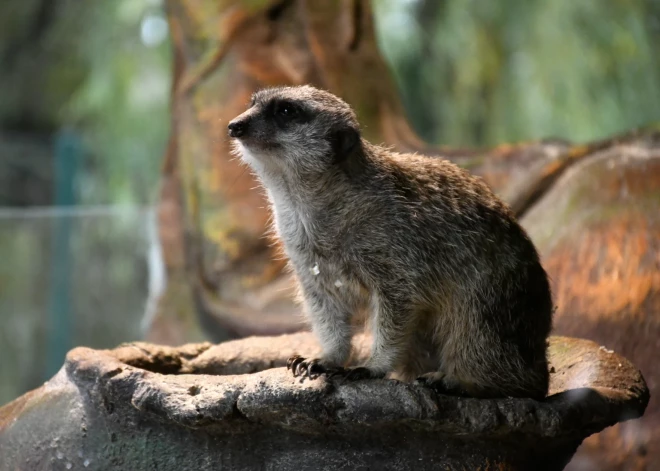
331,127 -> 360,163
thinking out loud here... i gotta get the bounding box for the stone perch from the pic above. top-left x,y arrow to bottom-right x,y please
0,333 -> 649,470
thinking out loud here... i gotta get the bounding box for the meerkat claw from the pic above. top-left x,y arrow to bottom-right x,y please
286,356 -> 327,378
286,355 -> 305,376
285,356 -> 355,380
294,360 -> 308,377
305,360 -> 318,378
305,358 -> 326,378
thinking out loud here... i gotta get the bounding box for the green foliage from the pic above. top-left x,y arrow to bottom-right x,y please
374,0 -> 660,146
65,0 -> 171,205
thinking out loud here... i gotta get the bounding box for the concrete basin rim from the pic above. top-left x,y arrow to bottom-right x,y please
55,334 -> 650,441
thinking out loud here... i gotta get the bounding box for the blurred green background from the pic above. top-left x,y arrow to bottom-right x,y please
375,0 -> 660,146
0,0 -> 659,406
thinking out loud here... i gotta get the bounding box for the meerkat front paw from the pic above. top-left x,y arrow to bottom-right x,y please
286,356 -> 386,381
286,355 -> 341,379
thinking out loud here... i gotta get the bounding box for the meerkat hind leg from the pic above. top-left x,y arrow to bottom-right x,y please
415,372 -> 479,397
393,328 -> 438,382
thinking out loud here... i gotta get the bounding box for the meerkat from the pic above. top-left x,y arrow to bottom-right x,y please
228,85 -> 553,399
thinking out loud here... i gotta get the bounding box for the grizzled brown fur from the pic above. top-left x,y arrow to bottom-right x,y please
228,85 -> 553,399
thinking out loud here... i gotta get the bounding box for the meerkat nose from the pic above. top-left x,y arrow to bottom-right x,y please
228,119 -> 248,138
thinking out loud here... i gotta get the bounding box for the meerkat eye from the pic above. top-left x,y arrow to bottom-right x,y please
275,101 -> 298,118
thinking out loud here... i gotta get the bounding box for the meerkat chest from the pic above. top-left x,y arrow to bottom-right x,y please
272,203 -> 366,301
272,204 -> 312,250
291,250 -> 368,305
272,200 -> 341,255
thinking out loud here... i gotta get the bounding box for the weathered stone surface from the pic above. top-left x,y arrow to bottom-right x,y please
0,333 -> 648,470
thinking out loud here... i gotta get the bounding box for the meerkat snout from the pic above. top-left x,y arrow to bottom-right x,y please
229,85 -> 554,400
227,119 -> 247,138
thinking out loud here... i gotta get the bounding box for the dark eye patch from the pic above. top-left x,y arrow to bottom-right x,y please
268,99 -> 310,127
274,100 -> 298,117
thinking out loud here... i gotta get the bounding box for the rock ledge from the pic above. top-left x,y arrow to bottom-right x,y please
0,333 -> 649,471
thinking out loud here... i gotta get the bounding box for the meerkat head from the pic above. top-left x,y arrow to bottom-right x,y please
228,85 -> 362,177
